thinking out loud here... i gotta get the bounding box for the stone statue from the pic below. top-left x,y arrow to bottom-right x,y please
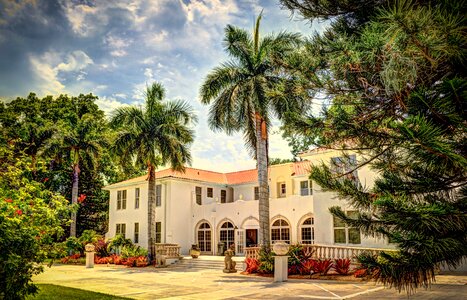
223,245 -> 237,273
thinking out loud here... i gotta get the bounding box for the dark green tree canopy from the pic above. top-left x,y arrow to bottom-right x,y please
281,0 -> 466,293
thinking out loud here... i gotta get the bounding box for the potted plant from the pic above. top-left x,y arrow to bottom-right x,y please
190,244 -> 201,258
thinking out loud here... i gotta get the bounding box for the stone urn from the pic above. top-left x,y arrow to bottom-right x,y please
84,243 -> 95,268
272,241 -> 289,256
190,244 -> 201,258
85,243 -> 95,252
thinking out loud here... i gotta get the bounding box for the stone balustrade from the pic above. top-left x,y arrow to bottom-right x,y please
244,244 -> 395,261
244,247 -> 261,259
151,243 -> 181,258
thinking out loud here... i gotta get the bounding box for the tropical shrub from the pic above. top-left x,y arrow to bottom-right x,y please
258,247 -> 274,274
333,258 -> 351,275
78,230 -> 102,245
311,259 -> 333,275
354,268 -> 368,278
244,258 -> 260,274
95,238 -> 111,258
120,245 -> 148,259
108,234 -> 133,253
299,259 -> 315,276
124,256 -> 148,267
65,236 -> 84,255
0,152 -> 71,299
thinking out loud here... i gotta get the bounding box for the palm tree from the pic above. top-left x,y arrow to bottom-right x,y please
60,114 -> 105,237
110,82 -> 196,259
200,14 -> 302,247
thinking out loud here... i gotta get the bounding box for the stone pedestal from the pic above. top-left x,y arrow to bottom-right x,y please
86,251 -> 94,268
85,243 -> 95,269
274,256 -> 289,282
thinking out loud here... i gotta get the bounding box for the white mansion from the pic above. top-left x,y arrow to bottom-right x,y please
104,149 -> 393,256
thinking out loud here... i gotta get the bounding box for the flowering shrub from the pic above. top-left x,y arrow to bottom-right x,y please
299,259 -> 316,275
0,151 -> 71,299
333,258 -> 351,275
354,268 -> 368,278
244,258 -> 260,274
311,259 -> 333,275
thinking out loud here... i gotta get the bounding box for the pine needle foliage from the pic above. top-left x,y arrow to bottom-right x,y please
281,0 -> 467,293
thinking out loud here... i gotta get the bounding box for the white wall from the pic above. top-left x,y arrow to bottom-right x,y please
105,150 -> 396,256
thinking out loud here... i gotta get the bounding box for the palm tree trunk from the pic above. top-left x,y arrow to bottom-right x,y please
70,163 -> 79,237
147,164 -> 156,261
255,113 -> 270,247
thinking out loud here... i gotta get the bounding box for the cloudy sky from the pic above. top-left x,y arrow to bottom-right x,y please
0,0 -> 326,172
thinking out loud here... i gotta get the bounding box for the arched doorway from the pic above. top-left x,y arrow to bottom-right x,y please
197,222 -> 212,254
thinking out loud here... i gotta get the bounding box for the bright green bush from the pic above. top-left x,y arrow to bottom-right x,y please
0,150 -> 71,299
120,245 -> 148,259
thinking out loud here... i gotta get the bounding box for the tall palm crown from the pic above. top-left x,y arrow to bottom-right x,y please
200,14 -> 302,247
111,82 -> 196,258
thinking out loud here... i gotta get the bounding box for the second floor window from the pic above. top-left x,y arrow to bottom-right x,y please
220,190 -> 226,203
207,187 -> 213,198
300,180 -> 312,196
117,190 -> 127,210
278,183 -> 286,198
195,186 -> 202,205
254,187 -> 259,200
331,154 -> 359,185
156,184 -> 162,207
135,188 -> 140,209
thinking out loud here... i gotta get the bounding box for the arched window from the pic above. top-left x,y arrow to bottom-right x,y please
219,222 -> 235,248
197,222 -> 211,252
271,219 -> 290,244
300,217 -> 314,244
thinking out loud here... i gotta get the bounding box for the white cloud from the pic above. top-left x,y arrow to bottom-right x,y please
180,0 -> 239,24
56,50 -> 93,72
29,53 -> 65,95
28,50 -> 96,96
144,68 -> 153,80
110,49 -> 128,57
104,34 -> 132,57
95,96 -> 129,116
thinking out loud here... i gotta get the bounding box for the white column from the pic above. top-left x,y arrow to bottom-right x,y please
85,251 -> 94,268
274,256 -> 289,282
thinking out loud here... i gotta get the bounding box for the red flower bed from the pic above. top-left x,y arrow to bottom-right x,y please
333,258 -> 351,275
244,258 -> 260,274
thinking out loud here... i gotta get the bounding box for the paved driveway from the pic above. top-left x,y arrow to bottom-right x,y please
33,264 -> 466,299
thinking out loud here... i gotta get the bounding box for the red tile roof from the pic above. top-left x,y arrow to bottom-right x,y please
105,161 -> 312,189
291,160 -> 312,176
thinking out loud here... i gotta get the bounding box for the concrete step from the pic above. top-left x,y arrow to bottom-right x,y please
169,257 -> 245,270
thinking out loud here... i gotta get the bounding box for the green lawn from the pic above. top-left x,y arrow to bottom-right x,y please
27,284 -> 130,300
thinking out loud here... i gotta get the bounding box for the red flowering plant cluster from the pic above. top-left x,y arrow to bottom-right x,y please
244,257 -> 260,274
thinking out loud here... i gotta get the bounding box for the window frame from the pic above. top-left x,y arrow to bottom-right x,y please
300,180 -> 313,196
300,217 -> 314,244
271,219 -> 290,244
134,222 -> 139,243
333,210 -> 361,245
195,186 -> 202,205
117,190 -> 127,210
155,222 -> 162,243
220,189 -> 226,203
135,188 -> 140,209
116,223 -> 126,238
207,187 -> 213,198
156,184 -> 162,207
